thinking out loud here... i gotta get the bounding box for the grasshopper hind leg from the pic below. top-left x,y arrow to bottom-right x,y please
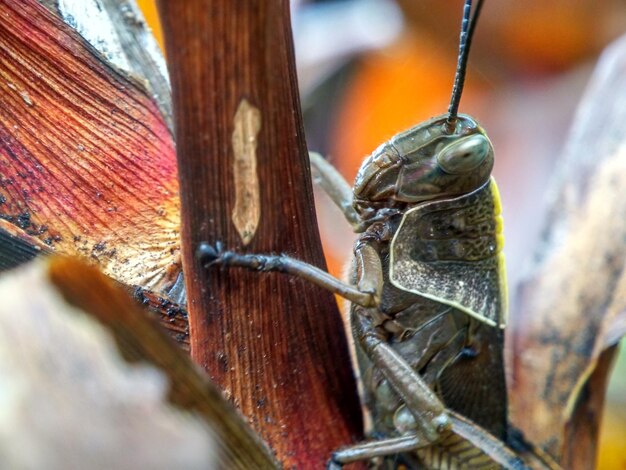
352,313 -> 451,443
343,313 -> 529,469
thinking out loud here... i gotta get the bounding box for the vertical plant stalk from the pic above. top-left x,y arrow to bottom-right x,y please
156,0 -> 363,466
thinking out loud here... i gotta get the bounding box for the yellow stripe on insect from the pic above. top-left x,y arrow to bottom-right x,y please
489,178 -> 508,328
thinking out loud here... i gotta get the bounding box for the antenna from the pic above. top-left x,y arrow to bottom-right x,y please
446,0 -> 485,131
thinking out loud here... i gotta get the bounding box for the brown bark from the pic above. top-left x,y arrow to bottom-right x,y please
156,1 -> 363,466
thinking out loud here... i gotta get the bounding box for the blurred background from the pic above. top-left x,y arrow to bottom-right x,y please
139,1 -> 626,467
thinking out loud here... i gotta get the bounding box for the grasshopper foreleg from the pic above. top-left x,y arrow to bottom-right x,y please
196,242 -> 379,307
327,433 -> 429,468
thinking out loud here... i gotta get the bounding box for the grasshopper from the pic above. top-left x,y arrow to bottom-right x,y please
197,1 -> 559,468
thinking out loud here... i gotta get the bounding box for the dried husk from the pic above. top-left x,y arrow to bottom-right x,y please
509,35 -> 626,467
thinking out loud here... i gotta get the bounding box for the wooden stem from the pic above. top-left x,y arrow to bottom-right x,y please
156,0 -> 363,466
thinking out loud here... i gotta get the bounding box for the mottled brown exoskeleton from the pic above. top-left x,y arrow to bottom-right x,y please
197,1 -> 556,469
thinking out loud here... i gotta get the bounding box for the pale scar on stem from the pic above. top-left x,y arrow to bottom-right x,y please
231,99 -> 261,246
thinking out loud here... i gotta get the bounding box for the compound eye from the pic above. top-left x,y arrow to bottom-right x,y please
437,134 -> 490,174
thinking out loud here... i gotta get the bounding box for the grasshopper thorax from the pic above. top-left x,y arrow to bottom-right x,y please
352,114 -> 494,226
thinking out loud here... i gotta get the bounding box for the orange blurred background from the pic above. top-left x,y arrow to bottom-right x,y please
138,1 -> 626,467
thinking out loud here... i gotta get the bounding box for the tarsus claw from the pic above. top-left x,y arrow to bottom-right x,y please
196,242 -> 221,266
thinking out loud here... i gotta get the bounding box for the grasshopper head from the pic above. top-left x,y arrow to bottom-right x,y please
353,114 -> 493,221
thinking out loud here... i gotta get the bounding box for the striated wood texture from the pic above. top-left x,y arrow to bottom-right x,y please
156,0 -> 363,466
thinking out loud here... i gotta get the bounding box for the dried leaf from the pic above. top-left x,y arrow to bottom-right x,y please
50,0 -> 172,132
0,259 -> 211,469
0,219 -> 50,270
0,220 -> 189,348
132,286 -> 190,351
509,34 -> 626,465
0,0 -> 180,293
0,257 -> 278,469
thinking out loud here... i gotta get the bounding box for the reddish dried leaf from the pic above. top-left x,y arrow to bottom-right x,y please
0,0 -> 180,292
0,219 -> 188,348
132,287 -> 190,352
0,218 -> 50,268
